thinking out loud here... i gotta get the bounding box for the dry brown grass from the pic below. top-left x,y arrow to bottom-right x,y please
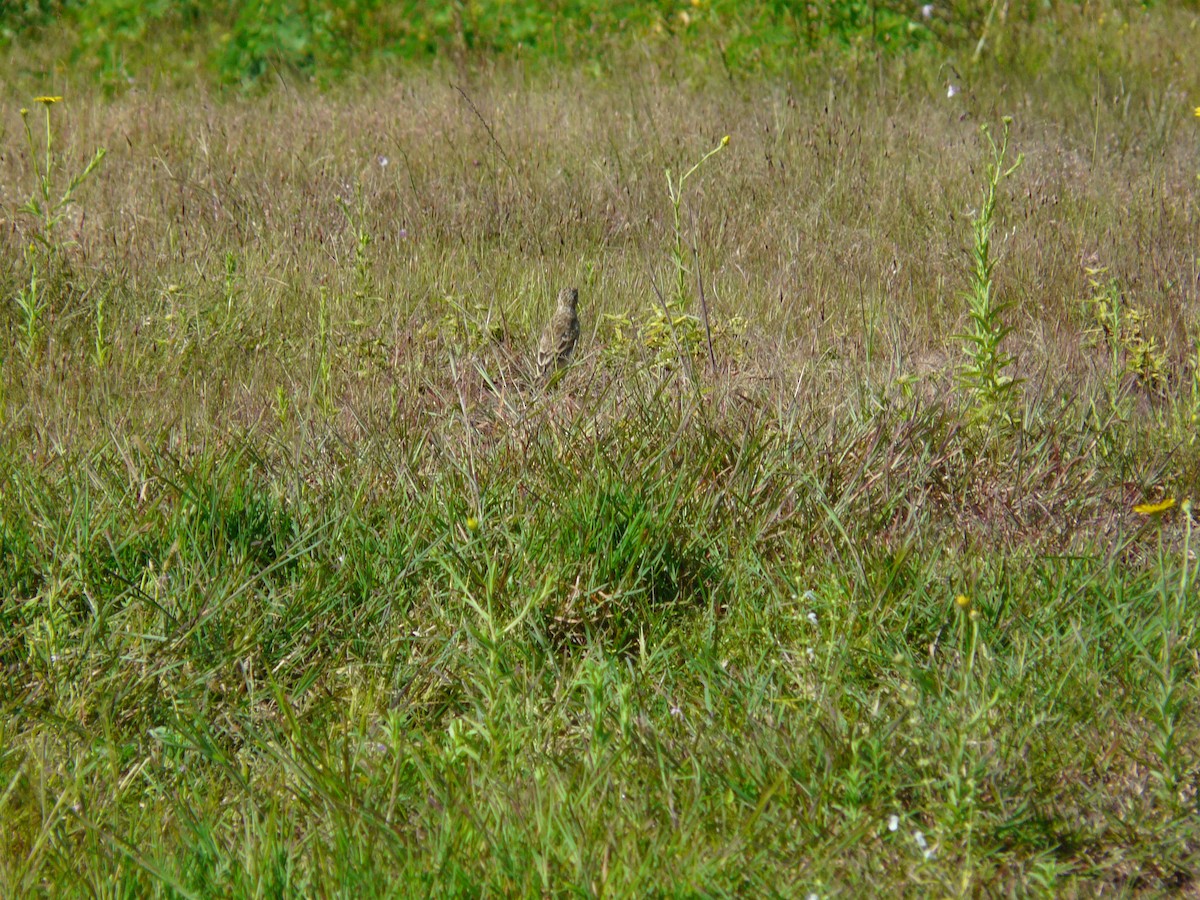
2,62 -> 1197,447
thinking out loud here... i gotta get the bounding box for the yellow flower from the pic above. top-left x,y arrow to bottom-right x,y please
1133,497 -> 1176,515
720,134 -> 731,147
1194,106 -> 1200,118
955,594 -> 971,610
34,95 -> 62,105
465,516 -> 480,533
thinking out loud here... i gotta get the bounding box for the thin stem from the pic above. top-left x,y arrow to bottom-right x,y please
44,105 -> 53,215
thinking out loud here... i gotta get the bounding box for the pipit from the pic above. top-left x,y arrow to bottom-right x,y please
537,287 -> 580,378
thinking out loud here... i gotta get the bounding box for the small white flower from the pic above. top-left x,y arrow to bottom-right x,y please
670,705 -> 683,718
888,814 -> 899,831
947,83 -> 958,98
921,4 -> 934,19
807,611 -> 818,627
379,156 -> 389,167
912,830 -> 935,860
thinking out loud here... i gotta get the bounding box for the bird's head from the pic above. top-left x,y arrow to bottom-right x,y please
558,287 -> 579,311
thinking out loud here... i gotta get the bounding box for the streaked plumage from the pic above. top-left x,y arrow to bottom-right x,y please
537,287 -> 580,377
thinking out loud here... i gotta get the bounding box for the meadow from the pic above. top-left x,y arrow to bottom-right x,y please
1,2 -> 1199,895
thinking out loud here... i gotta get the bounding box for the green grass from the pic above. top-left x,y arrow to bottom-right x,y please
2,3 -> 1200,894
4,0 -> 958,89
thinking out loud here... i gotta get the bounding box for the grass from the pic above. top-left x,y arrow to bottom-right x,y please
2,4 -> 1200,895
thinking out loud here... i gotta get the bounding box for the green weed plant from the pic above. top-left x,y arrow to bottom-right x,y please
956,118 -> 1022,431
10,96 -> 105,359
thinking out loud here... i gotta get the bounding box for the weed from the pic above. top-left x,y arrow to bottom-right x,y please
665,135 -> 729,372
956,117 -> 1023,431
10,95 -> 106,359
92,289 -> 109,368
666,135 -> 729,309
1187,339 -> 1200,443
274,385 -> 291,428
224,250 -> 239,316
1137,499 -> 1194,816
17,95 -> 106,255
11,244 -> 47,359
337,183 -> 375,302
315,285 -> 333,416
605,135 -> 745,373
1084,268 -> 1168,393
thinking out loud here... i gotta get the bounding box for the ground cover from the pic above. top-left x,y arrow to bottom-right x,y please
1,3 -> 1199,894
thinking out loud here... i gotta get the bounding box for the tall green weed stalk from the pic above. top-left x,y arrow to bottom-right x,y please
1188,340 -> 1200,443
666,135 -> 728,310
12,245 -> 47,360
315,286 -> 333,416
957,118 -> 1023,429
11,95 -> 106,360
18,96 -> 106,255
606,135 -> 736,373
337,184 -> 374,301
1144,503 -> 1193,814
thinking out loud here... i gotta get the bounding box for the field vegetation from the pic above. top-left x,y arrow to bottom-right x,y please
1,1 -> 1199,894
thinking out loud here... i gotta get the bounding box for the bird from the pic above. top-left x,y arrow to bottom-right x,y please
537,287 -> 580,378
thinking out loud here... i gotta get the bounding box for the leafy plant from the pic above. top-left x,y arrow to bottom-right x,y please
605,135 -> 742,373
1187,339 -> 1200,443
9,96 -> 106,359
65,0 -> 199,93
1142,504 -> 1193,814
336,183 -> 375,302
11,244 -> 47,360
92,290 -> 110,368
17,96 -> 106,254
216,0 -> 352,86
956,117 -> 1023,428
666,135 -> 728,310
1084,268 -> 1167,393
223,250 -> 240,316
315,286 -> 333,415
